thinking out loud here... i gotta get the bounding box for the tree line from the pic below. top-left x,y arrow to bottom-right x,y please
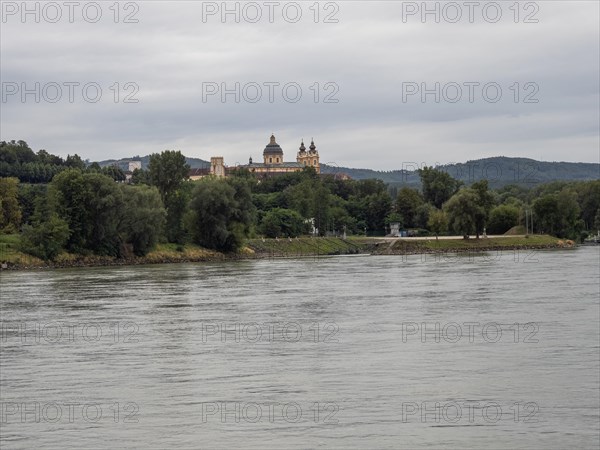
0,140 -> 126,183
1,144 -> 599,261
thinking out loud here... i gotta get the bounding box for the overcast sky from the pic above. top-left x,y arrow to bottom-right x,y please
1,1 -> 599,169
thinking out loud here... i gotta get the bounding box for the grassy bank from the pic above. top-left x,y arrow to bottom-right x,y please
246,237 -> 364,257
368,235 -> 573,255
0,234 -> 575,270
0,235 -> 223,270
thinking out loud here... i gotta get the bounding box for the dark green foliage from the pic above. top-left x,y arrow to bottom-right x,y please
0,141 -> 64,183
260,208 -> 307,238
20,215 -> 70,261
148,150 -> 190,199
574,180 -> 600,230
6,138 -> 600,256
487,204 -> 520,234
471,180 -> 495,237
533,194 -> 560,235
0,141 -> 101,183
395,187 -> 424,228
531,188 -> 583,239
164,187 -> 191,244
18,184 -> 47,225
120,185 -> 166,256
51,170 -> 124,256
101,165 -> 126,182
444,189 -> 482,238
344,179 -> 392,235
187,178 -> 254,252
148,150 -> 190,243
130,168 -> 150,185
418,166 -> 462,208
0,177 -> 22,233
427,208 -> 448,239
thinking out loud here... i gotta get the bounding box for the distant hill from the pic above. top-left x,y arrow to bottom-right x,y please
322,157 -> 599,188
98,155 -> 210,169
97,155 -> 599,188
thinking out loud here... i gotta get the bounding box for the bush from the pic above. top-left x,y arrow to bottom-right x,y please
487,204 -> 520,235
20,215 -> 70,260
187,178 -> 254,252
260,208 -> 308,238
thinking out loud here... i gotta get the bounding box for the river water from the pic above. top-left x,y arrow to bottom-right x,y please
0,247 -> 598,449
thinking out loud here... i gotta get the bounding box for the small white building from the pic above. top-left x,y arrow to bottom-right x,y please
389,222 -> 401,237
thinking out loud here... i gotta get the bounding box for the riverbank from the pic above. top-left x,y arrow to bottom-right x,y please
0,234 -> 575,270
366,235 -> 575,255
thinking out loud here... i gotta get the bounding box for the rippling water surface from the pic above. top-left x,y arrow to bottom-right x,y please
1,247 -> 598,449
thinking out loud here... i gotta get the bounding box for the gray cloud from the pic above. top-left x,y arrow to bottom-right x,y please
1,1 -> 598,169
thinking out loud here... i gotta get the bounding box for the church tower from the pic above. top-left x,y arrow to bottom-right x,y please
296,138 -> 320,173
210,156 -> 225,177
263,134 -> 284,165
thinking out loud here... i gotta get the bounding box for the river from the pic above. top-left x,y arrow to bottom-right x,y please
0,247 -> 598,449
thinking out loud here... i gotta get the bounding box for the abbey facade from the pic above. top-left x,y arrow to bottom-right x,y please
245,134 -> 320,174
189,134 -> 320,180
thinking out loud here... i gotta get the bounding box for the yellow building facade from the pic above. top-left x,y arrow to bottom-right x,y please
189,134 -> 321,179
241,134 -> 320,175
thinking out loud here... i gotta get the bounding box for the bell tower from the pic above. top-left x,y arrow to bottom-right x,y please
296,138 -> 320,173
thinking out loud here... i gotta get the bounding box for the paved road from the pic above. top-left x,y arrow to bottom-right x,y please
371,235 -> 527,241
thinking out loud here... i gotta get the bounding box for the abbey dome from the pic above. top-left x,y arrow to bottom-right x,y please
194,134 -> 321,179
263,134 -> 284,156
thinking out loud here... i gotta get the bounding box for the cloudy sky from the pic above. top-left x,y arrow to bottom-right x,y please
1,1 -> 599,169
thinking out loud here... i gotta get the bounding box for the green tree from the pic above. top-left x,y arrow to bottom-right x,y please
120,185 -> 166,256
148,151 -> 189,199
487,204 -> 519,234
575,180 -> 600,230
130,168 -> 150,185
593,208 -> 600,234
227,177 -> 255,240
471,180 -> 495,238
101,165 -> 126,182
51,170 -> 124,255
533,194 -> 559,235
65,154 -> 86,170
365,191 -> 393,235
18,184 -> 47,226
260,208 -> 307,238
411,203 -> 430,229
396,187 -> 423,228
164,186 -> 192,244
385,212 -> 403,229
88,162 -> 102,172
418,166 -> 462,208
444,189 -> 481,238
555,188 -> 582,239
187,178 -> 253,252
427,208 -> 448,240
328,203 -> 355,235
312,182 -> 331,236
49,169 -> 88,251
0,177 -> 22,232
81,172 -> 124,255
148,151 -> 190,243
20,214 -> 70,261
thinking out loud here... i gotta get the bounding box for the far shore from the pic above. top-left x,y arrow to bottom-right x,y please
0,235 -> 577,271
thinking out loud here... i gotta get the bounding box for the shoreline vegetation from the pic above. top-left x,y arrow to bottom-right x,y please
0,235 -> 576,271
2,144 -> 598,271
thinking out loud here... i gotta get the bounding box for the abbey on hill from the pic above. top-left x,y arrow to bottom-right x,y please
189,134 -> 320,180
